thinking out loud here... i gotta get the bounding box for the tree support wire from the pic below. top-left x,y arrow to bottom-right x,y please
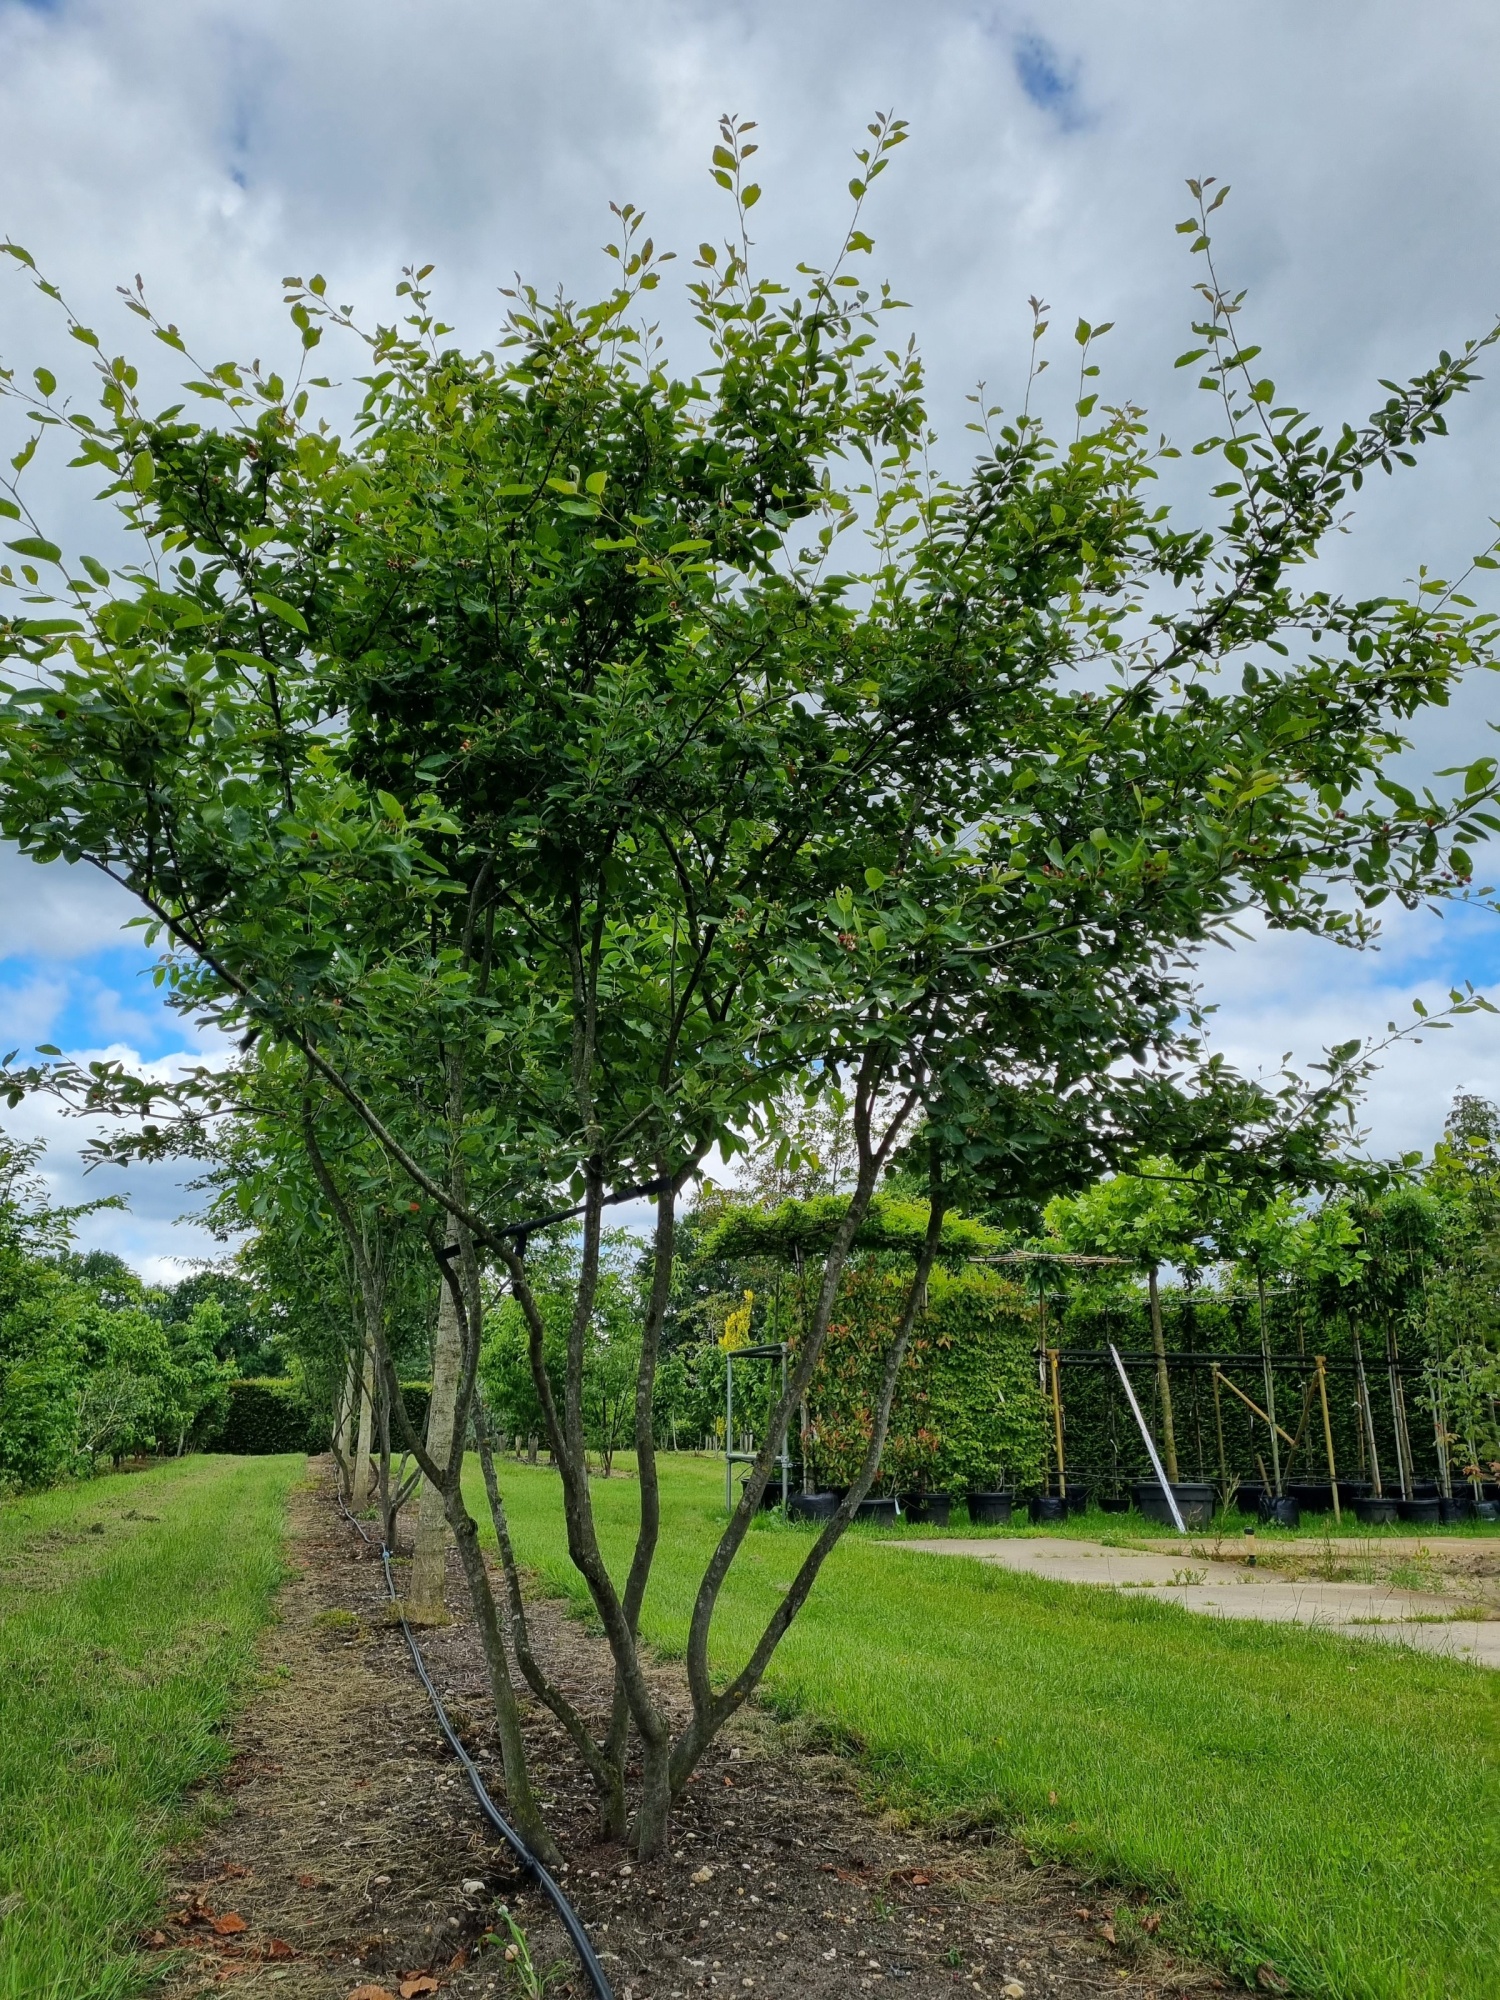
336,1496 -> 613,2000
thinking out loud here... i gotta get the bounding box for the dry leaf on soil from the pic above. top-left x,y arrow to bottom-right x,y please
348,1987 -> 398,2000
211,1913 -> 248,1935
400,1977 -> 439,1997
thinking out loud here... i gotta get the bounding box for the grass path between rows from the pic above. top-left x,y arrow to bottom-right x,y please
0,1454 -> 303,2000
482,1453 -> 1499,2000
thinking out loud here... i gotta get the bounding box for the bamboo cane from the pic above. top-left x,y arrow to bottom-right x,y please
1354,1329 -> 1384,1498
1211,1367 -> 1297,1448
1211,1363 -> 1229,1491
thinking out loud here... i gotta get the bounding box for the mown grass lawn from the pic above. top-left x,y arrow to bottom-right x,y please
481,1452 -> 1500,2000
0,1454 -> 302,2000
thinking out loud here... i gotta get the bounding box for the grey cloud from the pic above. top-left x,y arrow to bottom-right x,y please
2,0 -> 1499,1264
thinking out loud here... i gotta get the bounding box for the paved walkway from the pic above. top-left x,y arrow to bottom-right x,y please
894,1536 -> 1500,1668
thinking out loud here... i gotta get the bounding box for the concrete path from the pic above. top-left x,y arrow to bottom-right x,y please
894,1536 -> 1500,1668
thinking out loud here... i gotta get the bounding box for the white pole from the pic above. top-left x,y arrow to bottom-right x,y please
1109,1343 -> 1187,1534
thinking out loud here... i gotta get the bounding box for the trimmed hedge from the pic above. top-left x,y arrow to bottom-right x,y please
803,1264 -> 1046,1494
211,1378 -> 433,1456
213,1378 -> 321,1455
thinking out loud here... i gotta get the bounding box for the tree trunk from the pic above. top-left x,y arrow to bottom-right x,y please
1148,1265 -> 1179,1484
407,1242 -> 463,1623
445,1496 -> 561,1868
350,1341 -> 377,1508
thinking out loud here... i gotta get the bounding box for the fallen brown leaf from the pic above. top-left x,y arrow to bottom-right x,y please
447,1950 -> 468,1970
218,1863 -> 251,1880
296,1874 -> 323,1889
142,1931 -> 170,1949
1097,1920 -> 1117,1945
348,1987 -> 398,2000
265,1938 -> 297,1960
400,1978 -> 439,1997
211,1913 -> 248,1936
1141,1911 -> 1162,1935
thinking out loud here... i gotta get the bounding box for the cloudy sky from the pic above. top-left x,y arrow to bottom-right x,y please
4,0 -> 1500,1276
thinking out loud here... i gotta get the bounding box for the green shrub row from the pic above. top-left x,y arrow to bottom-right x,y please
799,1265 -> 1047,1494
209,1378 -> 432,1456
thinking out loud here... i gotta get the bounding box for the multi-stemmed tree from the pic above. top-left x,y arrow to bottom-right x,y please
4,130 -> 1500,1855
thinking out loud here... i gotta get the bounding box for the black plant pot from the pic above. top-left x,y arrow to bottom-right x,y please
1439,1494 -> 1475,1525
1336,1479 -> 1373,1509
1411,1480 -> 1441,1500
788,1491 -> 839,1523
855,1496 -> 900,1525
1258,1494 -> 1301,1529
1063,1485 -> 1091,1516
1135,1479 -> 1216,1529
1099,1494 -> 1131,1514
966,1490 -> 1014,1526
1029,1494 -> 1068,1525
900,1492 -> 952,1527
1355,1495 -> 1400,1526
738,1475 -> 786,1512
1234,1482 -> 1267,1516
1475,1501 -> 1499,1523
1288,1481 -> 1335,1515
1398,1497 -> 1441,1526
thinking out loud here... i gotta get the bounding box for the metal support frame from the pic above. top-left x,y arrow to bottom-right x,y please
724,1341 -> 791,1513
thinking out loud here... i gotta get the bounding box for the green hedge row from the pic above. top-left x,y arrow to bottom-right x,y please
801,1265 -> 1047,1494
209,1378 -> 433,1456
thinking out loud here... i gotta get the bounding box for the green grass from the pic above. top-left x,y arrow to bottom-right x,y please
0,1454 -> 302,2000
478,1452 -> 1499,2000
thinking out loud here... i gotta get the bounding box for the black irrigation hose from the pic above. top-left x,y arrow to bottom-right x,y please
335,1495 -> 614,2000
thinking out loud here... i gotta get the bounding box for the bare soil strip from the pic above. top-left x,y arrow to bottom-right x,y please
153,1465 -> 1221,1999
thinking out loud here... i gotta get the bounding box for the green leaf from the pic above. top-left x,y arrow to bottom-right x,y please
6,536 -> 61,563
33,367 -> 56,398
252,591 -> 308,633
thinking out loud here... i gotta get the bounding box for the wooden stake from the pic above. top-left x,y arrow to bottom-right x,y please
1148,1264 -> 1179,1483
1314,1354 -> 1341,1523
1049,1346 -> 1067,1500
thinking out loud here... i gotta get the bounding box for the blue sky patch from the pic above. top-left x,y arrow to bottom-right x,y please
1013,31 -> 1084,128
0,943 -> 197,1065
